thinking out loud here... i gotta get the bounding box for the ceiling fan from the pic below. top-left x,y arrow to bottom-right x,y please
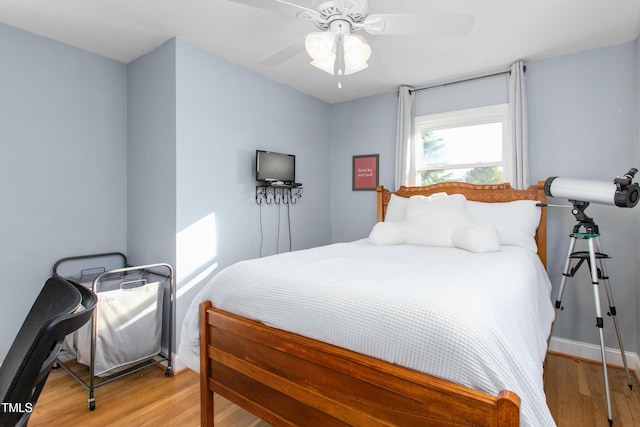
227,0 -> 475,79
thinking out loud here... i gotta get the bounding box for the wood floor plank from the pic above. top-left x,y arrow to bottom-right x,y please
29,353 -> 640,426
544,352 -> 640,427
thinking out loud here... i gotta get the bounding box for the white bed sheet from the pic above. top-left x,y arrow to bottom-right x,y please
179,240 -> 556,426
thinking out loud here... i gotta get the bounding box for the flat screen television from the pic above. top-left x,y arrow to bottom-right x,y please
256,150 -> 295,183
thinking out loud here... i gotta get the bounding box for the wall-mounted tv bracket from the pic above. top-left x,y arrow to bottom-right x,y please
256,185 -> 303,205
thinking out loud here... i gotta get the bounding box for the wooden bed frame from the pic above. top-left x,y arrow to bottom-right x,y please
200,182 -> 547,427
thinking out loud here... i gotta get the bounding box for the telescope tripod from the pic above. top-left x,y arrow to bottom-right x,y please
549,201 -> 633,426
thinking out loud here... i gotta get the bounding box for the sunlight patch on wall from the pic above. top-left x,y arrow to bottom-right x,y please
176,262 -> 218,300
176,212 -> 218,297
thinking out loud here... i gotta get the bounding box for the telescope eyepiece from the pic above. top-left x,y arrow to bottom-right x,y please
624,168 -> 637,179
615,168 -> 638,184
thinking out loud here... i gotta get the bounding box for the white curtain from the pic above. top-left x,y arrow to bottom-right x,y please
394,86 -> 416,189
508,61 -> 529,189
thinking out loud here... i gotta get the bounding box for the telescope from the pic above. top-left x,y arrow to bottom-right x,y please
545,169 -> 639,426
543,168 -> 639,208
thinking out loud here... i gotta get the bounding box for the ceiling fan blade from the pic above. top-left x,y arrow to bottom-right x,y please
260,37 -> 306,66
226,0 -> 315,17
363,13 -> 475,36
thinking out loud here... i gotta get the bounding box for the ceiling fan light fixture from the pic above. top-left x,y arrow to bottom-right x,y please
310,56 -> 337,74
304,29 -> 371,76
343,60 -> 369,75
343,34 -> 371,71
305,31 -> 335,62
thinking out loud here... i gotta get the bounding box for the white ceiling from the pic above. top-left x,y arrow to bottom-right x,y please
1,0 -> 639,104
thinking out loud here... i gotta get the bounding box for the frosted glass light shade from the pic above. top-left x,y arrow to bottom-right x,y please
310,57 -> 336,74
305,31 -> 370,76
342,34 -> 371,75
305,32 -> 335,61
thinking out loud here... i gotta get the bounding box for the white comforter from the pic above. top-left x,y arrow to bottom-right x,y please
179,240 -> 556,426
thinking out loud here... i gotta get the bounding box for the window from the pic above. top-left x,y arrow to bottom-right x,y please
414,104 -> 510,185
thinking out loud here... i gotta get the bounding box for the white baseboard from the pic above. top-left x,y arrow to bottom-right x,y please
549,336 -> 640,374
170,352 -> 188,373
158,347 -> 188,374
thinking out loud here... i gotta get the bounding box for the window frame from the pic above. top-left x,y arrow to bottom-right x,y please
414,103 -> 511,185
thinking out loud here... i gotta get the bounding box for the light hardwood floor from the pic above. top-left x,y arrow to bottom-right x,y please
544,352 -> 640,427
30,353 -> 640,426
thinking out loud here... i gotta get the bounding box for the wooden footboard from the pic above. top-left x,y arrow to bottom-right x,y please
200,302 -> 520,427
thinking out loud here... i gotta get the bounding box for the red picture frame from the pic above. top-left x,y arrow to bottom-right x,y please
352,154 -> 379,191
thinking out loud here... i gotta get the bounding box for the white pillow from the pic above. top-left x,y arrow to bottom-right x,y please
404,193 -> 471,247
403,192 -> 448,220
383,194 -> 409,222
466,200 -> 541,252
368,221 -> 408,245
384,192 -> 448,222
452,222 -> 501,253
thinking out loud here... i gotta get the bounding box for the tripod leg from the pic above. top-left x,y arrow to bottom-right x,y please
594,237 -> 633,390
547,236 -> 577,347
588,238 -> 613,426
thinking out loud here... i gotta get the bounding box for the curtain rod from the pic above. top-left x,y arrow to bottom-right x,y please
408,65 -> 526,95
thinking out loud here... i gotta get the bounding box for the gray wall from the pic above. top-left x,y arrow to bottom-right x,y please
330,93 -> 397,242
127,40 -> 177,269
415,73 -> 508,116
0,24 -> 128,362
527,42 -> 637,352
127,39 -> 178,352
329,40 -> 640,354
174,38 -> 332,266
